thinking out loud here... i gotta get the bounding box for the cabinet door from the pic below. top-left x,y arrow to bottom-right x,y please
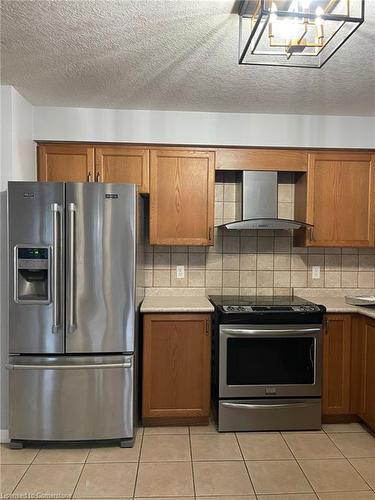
95,147 -> 149,193
142,313 -> 211,424
38,144 -> 95,182
322,314 -> 352,415
306,153 -> 375,247
149,150 -> 215,245
362,318 -> 375,430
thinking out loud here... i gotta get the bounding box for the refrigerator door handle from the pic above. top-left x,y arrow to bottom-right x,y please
68,203 -> 76,334
6,362 -> 132,370
51,203 -> 62,333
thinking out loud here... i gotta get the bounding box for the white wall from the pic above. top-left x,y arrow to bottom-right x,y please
34,106 -> 375,149
0,86 -> 35,441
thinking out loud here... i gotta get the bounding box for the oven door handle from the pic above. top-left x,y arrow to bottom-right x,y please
221,401 -> 317,410
221,328 -> 321,337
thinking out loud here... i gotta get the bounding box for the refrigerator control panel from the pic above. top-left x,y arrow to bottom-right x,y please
14,245 -> 51,304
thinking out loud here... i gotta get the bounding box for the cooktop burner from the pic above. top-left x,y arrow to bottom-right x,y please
209,295 -> 324,315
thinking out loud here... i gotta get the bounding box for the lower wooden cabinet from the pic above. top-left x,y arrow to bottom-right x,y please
142,313 -> 211,425
362,317 -> 375,429
323,313 -> 375,432
322,314 -> 352,416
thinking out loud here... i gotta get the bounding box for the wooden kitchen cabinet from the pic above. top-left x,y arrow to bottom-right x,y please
38,143 -> 95,182
149,149 -> 215,245
215,148 -> 308,172
95,147 -> 149,193
295,152 -> 375,247
322,314 -> 352,416
142,313 -> 211,425
361,317 -> 375,430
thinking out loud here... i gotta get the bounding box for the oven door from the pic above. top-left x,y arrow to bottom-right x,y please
219,324 -> 322,398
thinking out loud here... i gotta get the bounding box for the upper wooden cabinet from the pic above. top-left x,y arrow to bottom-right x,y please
295,152 -> 375,247
95,147 -> 149,193
149,149 -> 215,246
38,144 -> 95,182
216,148 -> 308,172
322,314 -> 352,416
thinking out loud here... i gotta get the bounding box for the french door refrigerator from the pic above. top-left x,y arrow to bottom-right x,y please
7,181 -> 144,447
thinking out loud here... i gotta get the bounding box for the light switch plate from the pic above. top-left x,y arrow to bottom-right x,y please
312,266 -> 321,279
176,265 -> 185,279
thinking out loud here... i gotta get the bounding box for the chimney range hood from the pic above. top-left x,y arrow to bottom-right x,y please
219,171 -> 313,231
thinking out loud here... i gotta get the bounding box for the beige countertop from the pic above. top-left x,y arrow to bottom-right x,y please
141,295 -> 214,313
299,295 -> 375,320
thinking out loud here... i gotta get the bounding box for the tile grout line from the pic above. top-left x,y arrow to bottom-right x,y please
70,447 -> 89,499
188,425 -> 197,500
132,427 -> 144,499
347,455 -> 375,493
8,445 -> 38,497
279,431 -> 319,496
234,432 -> 257,498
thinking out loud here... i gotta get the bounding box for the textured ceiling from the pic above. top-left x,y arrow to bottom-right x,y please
1,0 -> 375,116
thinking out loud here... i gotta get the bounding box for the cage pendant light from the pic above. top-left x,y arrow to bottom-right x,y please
239,0 -> 365,68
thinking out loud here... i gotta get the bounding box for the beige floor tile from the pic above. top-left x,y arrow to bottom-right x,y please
141,435 -> 191,462
34,447 -> 89,464
191,433 -> 242,461
193,460 -> 254,496
189,421 -> 217,434
329,433 -> 375,458
0,444 -> 39,464
350,458 -> 375,489
74,462 -> 137,497
14,464 -> 82,498
143,426 -> 189,435
283,433 -> 343,459
237,432 -> 293,460
0,464 -> 28,495
135,461 -> 194,497
246,460 -> 312,495
323,423 -> 366,433
258,495 -> 318,500
87,436 -> 141,462
317,492 -> 375,499
299,458 -> 370,492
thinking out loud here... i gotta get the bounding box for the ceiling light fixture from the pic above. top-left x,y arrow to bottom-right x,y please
238,0 -> 364,68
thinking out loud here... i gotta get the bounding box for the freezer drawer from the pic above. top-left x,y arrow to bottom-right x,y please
218,398 -> 321,432
8,355 -> 134,442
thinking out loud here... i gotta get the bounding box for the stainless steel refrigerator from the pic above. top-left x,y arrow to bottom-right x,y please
7,181 -> 144,448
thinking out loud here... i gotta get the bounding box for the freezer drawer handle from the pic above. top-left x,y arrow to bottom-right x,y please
51,203 -> 62,333
6,362 -> 132,370
222,402 -> 316,410
68,203 -> 76,333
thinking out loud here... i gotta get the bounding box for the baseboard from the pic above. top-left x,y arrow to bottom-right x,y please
0,429 -> 9,443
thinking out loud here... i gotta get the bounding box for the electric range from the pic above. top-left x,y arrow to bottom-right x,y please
210,295 -> 326,432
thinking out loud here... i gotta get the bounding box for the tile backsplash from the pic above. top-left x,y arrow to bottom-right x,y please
144,172 -> 375,296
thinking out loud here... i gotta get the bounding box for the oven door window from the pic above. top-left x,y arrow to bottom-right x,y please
227,337 -> 315,385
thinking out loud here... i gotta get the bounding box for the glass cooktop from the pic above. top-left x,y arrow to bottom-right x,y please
209,295 -> 320,313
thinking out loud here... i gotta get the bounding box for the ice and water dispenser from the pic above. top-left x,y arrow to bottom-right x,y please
14,246 -> 51,303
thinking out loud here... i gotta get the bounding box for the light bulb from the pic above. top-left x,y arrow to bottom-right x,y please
301,0 -> 311,8
315,6 -> 324,17
270,2 -> 277,23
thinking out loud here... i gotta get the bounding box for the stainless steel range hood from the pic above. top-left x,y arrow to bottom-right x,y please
219,171 -> 312,231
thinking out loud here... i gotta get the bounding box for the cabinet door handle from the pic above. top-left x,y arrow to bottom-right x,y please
208,226 -> 212,241
205,320 -> 209,335
87,171 -> 92,182
96,171 -> 101,182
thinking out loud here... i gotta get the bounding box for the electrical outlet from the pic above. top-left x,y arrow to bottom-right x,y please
312,266 -> 321,279
176,265 -> 185,279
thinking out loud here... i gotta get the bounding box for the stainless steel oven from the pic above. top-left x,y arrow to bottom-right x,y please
219,324 -> 322,399
210,295 -> 326,432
